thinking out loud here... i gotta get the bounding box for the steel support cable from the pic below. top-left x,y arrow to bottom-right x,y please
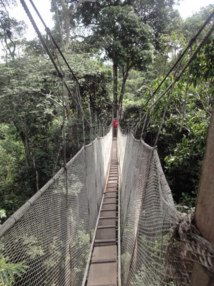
132,110 -> 145,135
140,110 -> 149,139
153,58 -> 181,145
29,0 -> 79,83
62,79 -> 69,207
20,0 -> 90,125
153,90 -> 173,146
75,83 -> 89,127
20,0 -> 72,100
28,0 -> 116,127
148,23 -> 214,112
20,0 -> 62,78
180,48 -> 193,131
29,0 -> 93,127
142,9 -> 214,110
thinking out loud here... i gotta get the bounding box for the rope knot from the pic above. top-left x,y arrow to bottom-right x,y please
166,213 -> 214,284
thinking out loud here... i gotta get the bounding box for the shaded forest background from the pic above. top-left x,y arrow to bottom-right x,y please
0,0 -> 214,224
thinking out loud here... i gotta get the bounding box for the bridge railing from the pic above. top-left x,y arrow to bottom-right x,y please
117,126 -> 192,286
0,127 -> 112,286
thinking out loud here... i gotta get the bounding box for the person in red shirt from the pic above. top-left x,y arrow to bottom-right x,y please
112,118 -> 118,137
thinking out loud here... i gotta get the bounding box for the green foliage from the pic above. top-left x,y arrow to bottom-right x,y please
91,5 -> 154,68
0,0 -> 213,246
21,235 -> 45,260
0,243 -> 27,286
131,234 -> 170,286
121,252 -> 131,277
122,32 -> 212,207
0,210 -> 6,225
70,221 -> 90,280
148,75 -> 211,204
0,42 -> 111,216
0,1 -> 26,61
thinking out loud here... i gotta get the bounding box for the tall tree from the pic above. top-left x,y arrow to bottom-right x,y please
0,0 -> 25,60
89,5 -> 154,117
51,0 -> 76,47
132,0 -> 175,36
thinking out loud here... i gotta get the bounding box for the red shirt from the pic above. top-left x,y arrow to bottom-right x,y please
113,119 -> 118,129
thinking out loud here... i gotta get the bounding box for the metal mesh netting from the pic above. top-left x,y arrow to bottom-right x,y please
117,127 -> 214,286
0,128 -> 112,286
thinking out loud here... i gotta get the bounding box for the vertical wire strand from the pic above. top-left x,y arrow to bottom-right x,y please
62,79 -> 68,207
153,59 -> 183,146
140,111 -> 148,139
180,48 -> 193,131
153,91 -> 173,146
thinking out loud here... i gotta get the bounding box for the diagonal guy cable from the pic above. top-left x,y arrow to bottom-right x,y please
142,9 -> 214,110
148,22 -> 214,111
20,0 -> 89,124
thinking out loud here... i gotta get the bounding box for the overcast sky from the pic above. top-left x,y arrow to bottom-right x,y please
7,0 -> 214,40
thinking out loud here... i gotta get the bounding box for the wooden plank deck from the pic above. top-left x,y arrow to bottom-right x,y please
86,138 -> 119,286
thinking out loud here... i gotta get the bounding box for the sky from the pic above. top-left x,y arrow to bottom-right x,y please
6,0 -> 214,41
175,0 -> 214,18
9,1 -> 54,39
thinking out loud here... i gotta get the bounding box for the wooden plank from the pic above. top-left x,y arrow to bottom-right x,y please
87,262 -> 117,286
98,218 -> 116,227
103,198 -> 117,204
92,246 -> 117,263
100,211 -> 117,218
106,189 -> 117,193
104,193 -> 117,198
85,139 -> 119,286
98,225 -> 116,229
96,228 -> 116,240
102,204 -> 117,210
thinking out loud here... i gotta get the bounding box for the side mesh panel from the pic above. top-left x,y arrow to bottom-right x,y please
0,128 -> 112,286
117,127 -> 183,286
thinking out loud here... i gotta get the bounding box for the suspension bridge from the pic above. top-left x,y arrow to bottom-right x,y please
1,1 -> 214,285
1,123 -> 214,285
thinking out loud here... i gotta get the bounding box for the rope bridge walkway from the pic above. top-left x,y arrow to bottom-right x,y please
1,126 -> 214,285
1,1 -> 213,284
83,138 -> 120,286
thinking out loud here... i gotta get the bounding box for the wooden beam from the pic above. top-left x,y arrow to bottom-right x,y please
190,104 -> 214,286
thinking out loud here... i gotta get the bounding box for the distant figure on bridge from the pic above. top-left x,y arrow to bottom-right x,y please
113,118 -> 118,137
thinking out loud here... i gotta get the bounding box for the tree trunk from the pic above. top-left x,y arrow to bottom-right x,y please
190,103 -> 214,286
113,59 -> 118,118
52,0 -> 63,46
60,0 -> 71,48
13,121 -> 31,167
118,69 -> 129,118
31,144 -> 39,192
4,36 -> 16,60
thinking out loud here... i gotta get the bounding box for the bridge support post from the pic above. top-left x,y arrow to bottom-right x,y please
190,104 -> 214,286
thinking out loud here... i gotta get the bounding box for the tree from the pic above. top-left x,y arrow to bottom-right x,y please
75,0 -> 121,26
89,5 -> 154,117
51,0 -> 75,47
0,0 -> 25,61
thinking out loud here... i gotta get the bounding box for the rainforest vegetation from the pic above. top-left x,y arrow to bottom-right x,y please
0,0 -> 213,224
